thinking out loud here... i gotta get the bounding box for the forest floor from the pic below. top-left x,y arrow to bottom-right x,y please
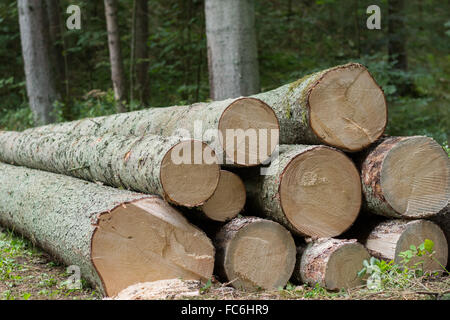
1,227 -> 449,301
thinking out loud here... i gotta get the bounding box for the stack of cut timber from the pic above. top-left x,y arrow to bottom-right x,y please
0,62 -> 449,298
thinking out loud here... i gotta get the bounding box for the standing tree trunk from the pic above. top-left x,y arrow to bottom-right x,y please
134,0 -> 149,105
104,0 -> 127,112
205,0 -> 260,100
0,162 -> 215,297
18,0 -> 59,125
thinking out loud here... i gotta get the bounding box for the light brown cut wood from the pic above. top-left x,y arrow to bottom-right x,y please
218,96 -> 279,166
252,63 -> 387,152
294,238 -> 370,290
214,217 -> 296,291
365,219 -> 448,272
361,136 -> 450,218
92,197 -> 215,296
308,65 -> 387,151
245,145 -> 362,237
160,140 -> 220,207
0,162 -> 215,297
201,170 -> 246,222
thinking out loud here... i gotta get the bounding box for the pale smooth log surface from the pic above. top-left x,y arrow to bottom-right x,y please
361,136 -> 449,219
252,62 -> 387,152
214,217 -> 296,291
0,163 -> 215,296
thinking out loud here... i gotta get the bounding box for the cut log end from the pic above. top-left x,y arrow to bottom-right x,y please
201,170 -> 246,222
308,63 -> 387,152
394,220 -> 448,271
324,242 -> 369,290
219,97 -> 279,167
279,146 -> 362,237
298,239 -> 370,290
160,140 -> 220,207
91,198 -> 215,297
217,217 -> 296,291
380,136 -> 449,218
365,220 -> 448,272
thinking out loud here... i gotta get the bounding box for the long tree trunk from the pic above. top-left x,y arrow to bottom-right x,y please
360,136 -> 449,219
364,219 -> 448,272
0,162 -> 215,297
243,145 -> 362,237
214,217 -> 296,291
0,131 -> 220,207
18,0 -> 59,125
252,63 -> 388,152
24,97 -> 279,167
134,0 -> 149,105
292,238 -> 370,290
104,0 -> 127,112
205,0 -> 260,100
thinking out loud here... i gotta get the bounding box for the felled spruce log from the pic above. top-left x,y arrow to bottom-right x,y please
244,145 -> 362,237
0,131 -> 220,207
214,217 -> 296,291
252,62 -> 387,152
360,136 -> 449,219
292,238 -> 370,290
432,205 -> 450,269
365,219 -> 448,272
198,170 -> 246,222
24,97 -> 280,166
0,162 -> 215,297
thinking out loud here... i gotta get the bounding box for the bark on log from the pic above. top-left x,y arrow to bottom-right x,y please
24,98 -> 279,167
365,219 -> 448,272
0,162 -> 215,297
0,131 -> 220,207
243,145 -> 362,237
200,170 -> 246,222
214,217 -> 296,291
292,238 -> 370,290
360,136 -> 449,219
431,205 -> 450,269
251,62 -> 387,152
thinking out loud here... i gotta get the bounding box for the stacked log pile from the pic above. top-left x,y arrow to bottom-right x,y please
0,62 -> 448,297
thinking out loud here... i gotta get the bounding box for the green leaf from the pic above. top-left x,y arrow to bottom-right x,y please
424,239 -> 434,253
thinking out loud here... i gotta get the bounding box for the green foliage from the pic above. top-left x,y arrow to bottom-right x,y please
0,0 -> 447,150
358,240 -> 448,291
